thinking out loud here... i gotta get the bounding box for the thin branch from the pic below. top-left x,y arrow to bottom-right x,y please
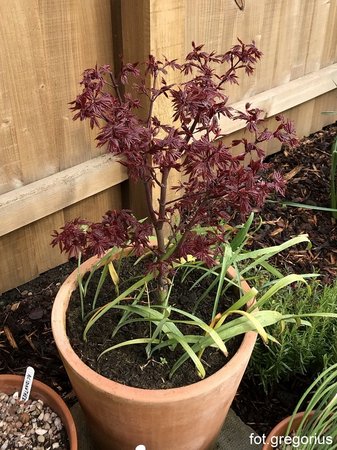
109,72 -> 123,105
144,177 -> 157,227
157,168 -> 170,227
170,203 -> 204,258
185,117 -> 199,144
154,168 -> 170,254
146,74 -> 158,126
217,60 -> 243,89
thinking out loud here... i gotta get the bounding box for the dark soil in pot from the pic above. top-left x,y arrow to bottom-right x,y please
0,264 -> 312,435
66,256 -> 241,390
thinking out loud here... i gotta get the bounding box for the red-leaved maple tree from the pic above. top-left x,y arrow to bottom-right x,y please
52,40 -> 297,298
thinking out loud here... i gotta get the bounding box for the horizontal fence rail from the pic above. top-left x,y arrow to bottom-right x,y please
0,155 -> 128,237
221,64 -> 337,135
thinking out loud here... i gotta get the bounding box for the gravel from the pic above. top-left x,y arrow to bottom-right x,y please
0,391 -> 68,449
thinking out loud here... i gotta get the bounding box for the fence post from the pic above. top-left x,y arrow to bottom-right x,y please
120,0 -> 185,222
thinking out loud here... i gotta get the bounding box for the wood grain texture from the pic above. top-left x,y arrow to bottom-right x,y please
0,154 -> 128,236
185,0 -> 337,100
120,0 -> 150,219
0,0 -> 114,194
0,185 -> 122,293
150,0 -> 185,209
121,0 -> 186,217
0,0 -> 123,293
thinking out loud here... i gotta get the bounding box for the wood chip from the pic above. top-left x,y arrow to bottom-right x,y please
24,334 -> 38,353
28,308 -> 44,320
63,390 -> 77,401
262,219 -> 281,225
283,165 -> 302,181
10,302 -> 21,312
3,326 -> 18,350
270,227 -> 284,237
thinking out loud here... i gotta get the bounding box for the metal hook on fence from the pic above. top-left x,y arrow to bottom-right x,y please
234,0 -> 245,11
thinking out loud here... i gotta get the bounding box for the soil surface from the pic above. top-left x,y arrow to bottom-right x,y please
0,122 -> 336,435
67,256 -> 240,389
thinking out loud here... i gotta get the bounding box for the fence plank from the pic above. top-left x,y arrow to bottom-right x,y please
120,0 -> 150,218
0,0 -> 114,195
0,186 -> 122,293
0,0 -> 124,294
150,0 -> 185,209
0,155 -> 127,237
220,64 -> 337,135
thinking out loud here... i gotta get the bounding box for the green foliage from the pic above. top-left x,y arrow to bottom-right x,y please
280,362 -> 337,450
331,137 -> 337,218
247,282 -> 337,392
75,215 -> 337,379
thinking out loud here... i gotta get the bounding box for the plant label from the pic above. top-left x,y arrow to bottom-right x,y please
20,366 -> 35,402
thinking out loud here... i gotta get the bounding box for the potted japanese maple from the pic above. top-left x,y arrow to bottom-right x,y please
51,40 -> 310,450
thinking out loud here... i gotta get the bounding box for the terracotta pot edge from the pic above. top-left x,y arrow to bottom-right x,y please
52,252 -> 257,403
262,412 -> 314,450
0,374 -> 78,450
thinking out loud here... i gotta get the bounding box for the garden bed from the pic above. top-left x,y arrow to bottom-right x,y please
253,122 -> 337,285
0,122 -> 336,435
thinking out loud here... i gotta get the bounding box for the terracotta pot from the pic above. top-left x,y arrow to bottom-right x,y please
0,374 -> 78,450
262,412 -> 314,450
52,253 -> 257,450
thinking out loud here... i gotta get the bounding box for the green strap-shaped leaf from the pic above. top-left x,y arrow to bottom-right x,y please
171,310 -> 289,376
230,212 -> 254,251
213,243 -> 233,319
83,271 -> 155,341
236,234 -> 310,263
218,309 -> 269,343
172,334 -> 206,379
145,310 -> 172,357
170,307 -> 228,357
250,274 -> 308,311
98,338 -> 160,360
223,287 -> 258,315
92,263 -> 109,310
111,284 -> 147,338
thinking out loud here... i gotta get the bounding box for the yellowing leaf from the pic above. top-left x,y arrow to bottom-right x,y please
179,254 -> 196,264
108,262 -> 119,287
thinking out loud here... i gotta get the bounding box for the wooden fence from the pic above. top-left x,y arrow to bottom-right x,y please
1,0 -> 337,293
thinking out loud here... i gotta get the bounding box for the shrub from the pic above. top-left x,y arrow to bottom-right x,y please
247,281 -> 337,392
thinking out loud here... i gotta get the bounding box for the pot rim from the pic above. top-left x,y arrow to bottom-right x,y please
0,374 -> 78,450
52,253 -> 257,403
263,411 -> 315,448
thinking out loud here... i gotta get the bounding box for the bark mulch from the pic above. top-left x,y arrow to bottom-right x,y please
251,122 -> 337,284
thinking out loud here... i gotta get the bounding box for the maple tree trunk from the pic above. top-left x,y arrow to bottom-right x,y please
154,169 -> 170,303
